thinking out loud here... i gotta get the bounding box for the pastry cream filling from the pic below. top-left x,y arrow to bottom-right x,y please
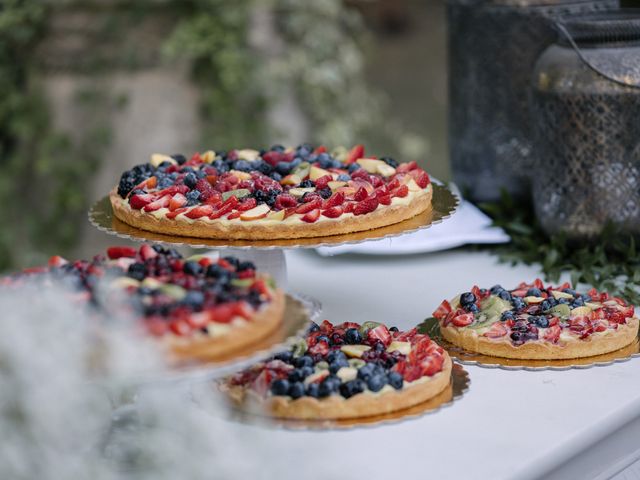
121,184 -> 431,226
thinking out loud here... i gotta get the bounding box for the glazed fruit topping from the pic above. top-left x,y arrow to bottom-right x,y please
120,144 -> 431,222
2,246 -> 276,339
433,279 -> 636,346
229,320 -> 446,400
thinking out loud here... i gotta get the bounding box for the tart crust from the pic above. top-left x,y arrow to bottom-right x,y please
224,354 -> 452,420
167,288 -> 285,363
440,317 -> 639,360
109,186 -> 432,240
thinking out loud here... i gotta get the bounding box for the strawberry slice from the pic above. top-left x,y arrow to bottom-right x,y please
210,196 -> 239,219
262,151 -> 284,166
420,355 -> 444,377
203,191 -> 222,206
402,364 -> 424,382
322,206 -> 344,218
314,175 -> 333,190
484,322 -> 508,338
313,145 -> 327,154
301,209 -> 321,223
106,246 -> 137,259
48,255 -> 68,267
139,244 -> 158,260
396,161 -> 418,174
233,301 -> 255,320
433,300 -> 452,320
143,194 -> 171,212
169,320 -> 191,336
451,313 -> 474,327
408,169 -> 430,188
323,191 -> 345,208
169,193 -> 187,211
251,369 -> 273,397
129,193 -> 155,210
296,197 -> 322,214
210,304 -> 235,323
185,205 -> 214,219
283,207 -> 298,219
345,144 -> 364,164
166,207 -> 189,219
353,196 -> 379,215
227,211 -> 242,220
236,198 -> 257,211
367,324 -> 392,347
544,324 -> 562,343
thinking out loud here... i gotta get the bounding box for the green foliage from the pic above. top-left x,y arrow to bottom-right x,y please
480,190 -> 640,304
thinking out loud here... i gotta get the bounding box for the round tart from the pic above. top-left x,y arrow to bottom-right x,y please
432,280 -> 639,360
2,245 -> 284,362
109,144 -> 433,240
223,320 -> 452,420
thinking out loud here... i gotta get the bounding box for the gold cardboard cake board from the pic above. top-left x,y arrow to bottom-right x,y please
418,318 -> 640,371
194,364 -> 470,430
88,183 -> 459,249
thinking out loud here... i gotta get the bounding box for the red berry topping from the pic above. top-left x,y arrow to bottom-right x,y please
353,196 -> 379,216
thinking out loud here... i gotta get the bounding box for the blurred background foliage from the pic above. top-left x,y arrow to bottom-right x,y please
0,0 -> 446,271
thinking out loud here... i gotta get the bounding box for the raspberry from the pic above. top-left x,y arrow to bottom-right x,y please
322,191 -> 345,208
314,175 -> 332,190
275,193 -> 298,209
393,185 -> 409,198
354,187 -> 368,201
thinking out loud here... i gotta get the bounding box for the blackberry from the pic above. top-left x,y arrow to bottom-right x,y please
317,188 -> 332,199
252,160 -> 272,175
460,292 -> 476,306
171,154 -> 187,165
237,261 -> 255,272
117,172 -> 136,198
381,156 -> 399,168
270,144 -> 286,152
222,256 -> 240,269
344,328 -> 362,344
299,179 -> 315,188
183,261 -> 203,276
127,263 -> 146,281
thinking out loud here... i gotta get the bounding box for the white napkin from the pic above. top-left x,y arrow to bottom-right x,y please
316,200 -> 510,256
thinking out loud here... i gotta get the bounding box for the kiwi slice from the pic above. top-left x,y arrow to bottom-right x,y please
222,189 -> 251,201
547,304 -> 571,318
358,321 -> 381,336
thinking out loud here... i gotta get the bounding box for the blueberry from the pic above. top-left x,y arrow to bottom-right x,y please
490,284 -> 504,294
212,159 -> 229,173
572,297 -> 585,307
501,310 -> 515,321
526,288 -> 542,297
289,158 -> 302,169
326,350 -> 347,364
305,383 -> 320,398
344,328 -> 362,344
127,263 -> 146,281
289,382 -> 304,400
388,372 -> 404,390
205,264 -> 227,279
296,144 -> 313,157
221,256 -> 240,269
337,174 -> 351,182
157,177 -> 174,189
186,190 -> 200,206
299,179 -> 315,188
232,160 -> 253,172
171,154 -> 187,165
270,144 -> 286,152
563,288 -> 577,297
512,297 -> 525,311
318,376 -> 340,397
316,153 -> 333,169
339,379 -> 365,399
317,188 -> 332,199
466,303 -> 479,313
294,355 -> 314,368
329,358 -> 349,374
541,300 -> 552,311
534,316 -> 549,328
183,261 -> 203,276
367,374 -> 387,392
275,161 -> 292,175
270,379 -> 289,396
389,326 -> 399,332
307,323 -> 320,333
499,290 -> 513,302
558,298 -> 570,304
237,261 -> 255,272
253,160 -> 272,175
270,172 -> 282,182
183,290 -> 204,310
357,363 -> 375,381
373,341 -> 385,353
184,172 -> 198,189
274,351 -> 293,363
525,330 -> 539,341
288,368 -> 307,383
347,163 -> 361,173
316,335 -> 330,344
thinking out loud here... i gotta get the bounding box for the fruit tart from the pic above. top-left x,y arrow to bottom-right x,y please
2,245 -> 285,362
432,279 -> 639,360
109,144 -> 432,240
222,320 -> 452,420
